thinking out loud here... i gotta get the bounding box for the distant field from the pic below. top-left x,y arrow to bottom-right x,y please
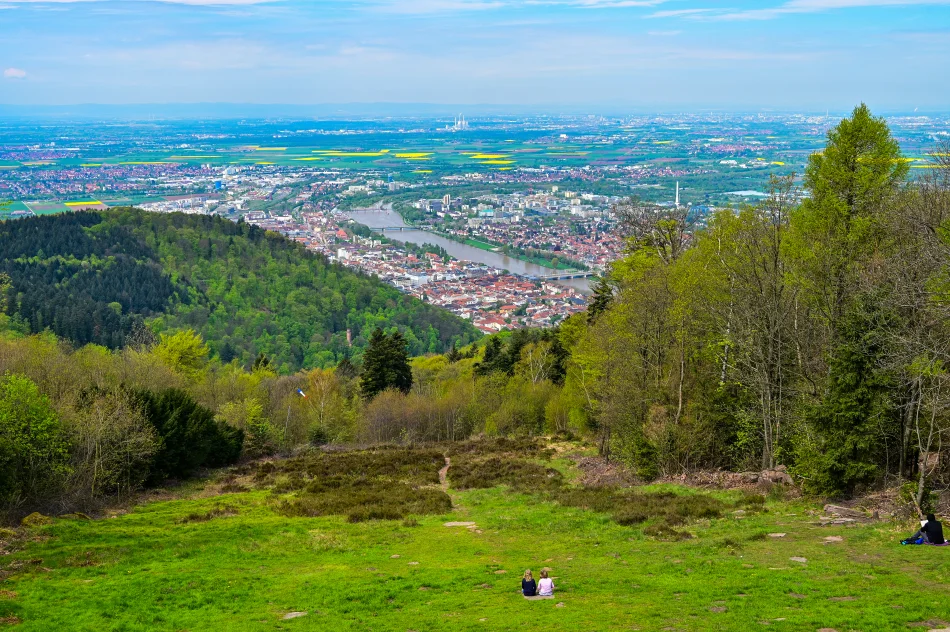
3,440 -> 948,631
0,135 -> 819,173
2,117 -> 945,209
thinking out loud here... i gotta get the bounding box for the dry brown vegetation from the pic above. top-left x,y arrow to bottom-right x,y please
448,457 -> 563,491
249,446 -> 451,523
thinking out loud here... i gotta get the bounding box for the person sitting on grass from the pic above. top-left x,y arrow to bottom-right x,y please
522,570 -> 537,597
537,569 -> 555,597
904,514 -> 945,545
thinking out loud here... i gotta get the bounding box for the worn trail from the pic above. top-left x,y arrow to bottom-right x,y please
439,456 -> 451,491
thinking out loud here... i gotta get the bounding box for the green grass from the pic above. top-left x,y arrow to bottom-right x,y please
2,448 -> 949,631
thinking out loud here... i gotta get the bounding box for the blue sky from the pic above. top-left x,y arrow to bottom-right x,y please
1,0 -> 949,109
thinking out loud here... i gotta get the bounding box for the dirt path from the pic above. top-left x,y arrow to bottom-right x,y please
439,457 -> 451,491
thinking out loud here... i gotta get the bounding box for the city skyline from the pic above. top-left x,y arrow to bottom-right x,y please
2,0 -> 949,110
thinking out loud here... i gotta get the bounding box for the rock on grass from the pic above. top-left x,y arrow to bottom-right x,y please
282,611 -> 307,620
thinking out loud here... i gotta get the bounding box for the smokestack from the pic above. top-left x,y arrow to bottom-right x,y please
675,181 -> 680,208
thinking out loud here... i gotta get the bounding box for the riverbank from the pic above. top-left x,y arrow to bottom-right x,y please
344,208 -> 594,294
428,229 -> 584,271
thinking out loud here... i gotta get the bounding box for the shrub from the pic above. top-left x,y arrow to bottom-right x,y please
553,488 -> 725,527
256,447 -> 444,490
205,421 -> 244,467
643,524 -> 693,540
448,457 -> 563,491
131,388 -> 244,484
217,398 -> 275,459
20,512 -> 53,527
65,387 -> 158,503
898,480 -> 938,516
258,446 -> 451,523
177,505 -> 239,524
446,437 -> 553,459
0,374 -> 71,507
735,491 -> 766,508
277,480 -> 451,522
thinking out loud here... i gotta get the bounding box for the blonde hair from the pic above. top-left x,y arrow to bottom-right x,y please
523,569 -> 533,581
540,570 -> 549,579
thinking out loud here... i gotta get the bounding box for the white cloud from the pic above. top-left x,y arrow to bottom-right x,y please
645,8 -> 718,18
367,0 -> 671,12
3,67 -> 27,79
370,0 -> 504,12
713,0 -> 950,20
561,0 -> 671,6
3,0 -> 275,5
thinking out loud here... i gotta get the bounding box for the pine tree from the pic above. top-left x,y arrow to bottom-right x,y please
476,337 -> 503,375
253,352 -> 272,372
587,275 -> 614,324
360,328 -> 413,399
387,331 -> 413,394
336,356 -> 357,380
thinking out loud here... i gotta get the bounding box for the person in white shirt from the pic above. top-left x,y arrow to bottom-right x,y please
537,569 -> 555,596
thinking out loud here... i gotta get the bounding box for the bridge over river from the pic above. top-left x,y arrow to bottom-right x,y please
345,207 -> 594,295
530,271 -> 595,281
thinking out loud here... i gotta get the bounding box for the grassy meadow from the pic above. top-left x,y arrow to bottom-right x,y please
2,440 -> 948,632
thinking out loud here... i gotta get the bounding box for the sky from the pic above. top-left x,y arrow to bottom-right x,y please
1,0 -> 949,111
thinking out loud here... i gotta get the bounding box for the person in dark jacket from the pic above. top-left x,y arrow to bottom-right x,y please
521,569 -> 537,596
905,514 -> 945,545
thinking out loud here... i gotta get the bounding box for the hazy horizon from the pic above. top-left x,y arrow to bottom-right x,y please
0,102 -> 948,120
2,1 -> 949,111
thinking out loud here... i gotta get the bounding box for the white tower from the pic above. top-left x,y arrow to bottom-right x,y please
675,181 -> 680,208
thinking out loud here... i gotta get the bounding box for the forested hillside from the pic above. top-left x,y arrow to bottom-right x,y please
0,209 -> 479,371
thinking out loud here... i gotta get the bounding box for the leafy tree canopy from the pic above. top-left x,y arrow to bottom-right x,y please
0,209 -> 480,372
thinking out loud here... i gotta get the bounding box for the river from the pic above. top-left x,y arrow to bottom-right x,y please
344,208 -> 593,295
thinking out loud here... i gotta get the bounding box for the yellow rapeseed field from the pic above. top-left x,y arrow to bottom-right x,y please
314,150 -> 390,157
64,200 -> 103,207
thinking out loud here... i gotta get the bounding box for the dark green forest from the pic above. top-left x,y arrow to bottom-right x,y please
0,209 -> 479,372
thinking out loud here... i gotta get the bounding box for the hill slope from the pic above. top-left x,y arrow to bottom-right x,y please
0,209 -> 479,371
2,442 -> 944,631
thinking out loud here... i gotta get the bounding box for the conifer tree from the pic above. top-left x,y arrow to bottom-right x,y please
336,356 -> 357,380
587,275 -> 614,324
360,328 -> 413,399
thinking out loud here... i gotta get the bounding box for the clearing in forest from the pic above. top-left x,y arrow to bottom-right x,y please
1,438 -> 948,631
